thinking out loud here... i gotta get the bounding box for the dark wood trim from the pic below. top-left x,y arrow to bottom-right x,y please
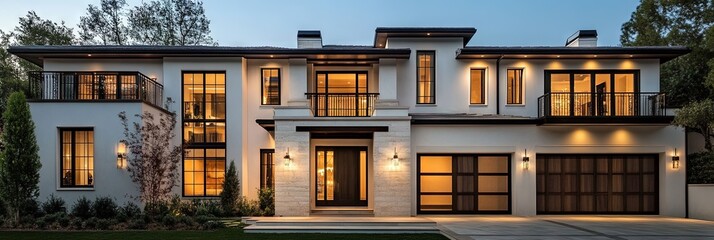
295,126 -> 389,132
256,119 -> 275,132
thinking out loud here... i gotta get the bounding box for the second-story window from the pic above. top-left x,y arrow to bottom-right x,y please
507,69 -> 523,105
470,69 -> 485,104
261,68 -> 280,105
417,51 -> 436,104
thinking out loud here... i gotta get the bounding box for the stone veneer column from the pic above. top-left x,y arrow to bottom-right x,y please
273,121 -> 311,216
372,120 -> 412,216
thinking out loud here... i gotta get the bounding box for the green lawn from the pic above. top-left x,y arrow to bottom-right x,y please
0,228 -> 448,240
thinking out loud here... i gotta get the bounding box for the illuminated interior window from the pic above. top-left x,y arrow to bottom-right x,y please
60,128 -> 94,188
546,71 -> 637,117
261,68 -> 280,105
507,69 -> 523,104
182,72 -> 227,197
470,69 -> 485,104
315,147 -> 367,206
313,72 -> 370,117
417,51 -> 436,104
260,149 -> 275,189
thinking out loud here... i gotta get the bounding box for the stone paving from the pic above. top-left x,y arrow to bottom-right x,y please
429,216 -> 714,240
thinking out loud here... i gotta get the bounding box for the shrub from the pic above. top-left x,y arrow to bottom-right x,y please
168,195 -> 197,217
688,151 -> 714,184
93,197 -> 118,219
128,218 -> 147,229
220,161 -> 240,216
195,200 -> 222,217
96,218 -> 115,230
70,217 -> 83,230
34,218 -> 48,229
201,220 -> 224,230
83,217 -> 99,229
145,200 -> 170,220
176,215 -> 195,227
117,202 -> 142,222
258,188 -> 275,216
20,199 -> 41,218
41,194 -> 66,215
0,197 -> 6,217
194,215 -> 214,224
238,198 -> 260,216
161,214 -> 178,228
58,214 -> 70,228
71,197 -> 93,219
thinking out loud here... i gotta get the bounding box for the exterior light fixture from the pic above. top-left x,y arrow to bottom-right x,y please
284,147 -> 293,168
87,54 -> 92,57
522,149 -> 530,170
672,148 -> 680,169
392,147 -> 400,168
426,33 -> 431,36
117,141 -> 127,169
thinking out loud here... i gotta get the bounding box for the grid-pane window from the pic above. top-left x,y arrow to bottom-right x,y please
182,72 -> 227,197
261,68 -> 280,105
417,51 -> 436,104
60,128 -> 94,188
470,69 -> 485,104
507,69 -> 523,104
260,149 -> 275,189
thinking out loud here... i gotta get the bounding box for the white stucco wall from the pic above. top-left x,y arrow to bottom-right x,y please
411,125 -> 686,217
31,102 -> 162,205
688,184 -> 714,221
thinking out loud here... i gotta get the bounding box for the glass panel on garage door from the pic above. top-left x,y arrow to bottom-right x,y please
536,154 -> 658,214
418,154 -> 511,214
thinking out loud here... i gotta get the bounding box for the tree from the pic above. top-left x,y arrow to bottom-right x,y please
79,0 -> 129,45
220,161 -> 240,216
621,0 -> 714,106
673,99 -> 714,151
0,92 -> 40,222
119,98 -> 182,205
129,0 -> 214,45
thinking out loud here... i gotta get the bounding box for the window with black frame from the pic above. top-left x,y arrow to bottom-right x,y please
260,149 -> 275,189
60,128 -> 94,188
261,68 -> 280,105
417,51 -> 436,104
182,72 -> 227,197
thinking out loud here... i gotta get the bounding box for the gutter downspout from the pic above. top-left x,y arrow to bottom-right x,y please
685,128 -> 689,218
496,56 -> 503,115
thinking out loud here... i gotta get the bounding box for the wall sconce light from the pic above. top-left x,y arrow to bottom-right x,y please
392,147 -> 400,168
522,149 -> 530,170
117,141 -> 127,169
284,147 -> 293,168
672,148 -> 680,169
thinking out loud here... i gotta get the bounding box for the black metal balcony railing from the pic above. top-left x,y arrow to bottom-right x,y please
28,71 -> 164,108
538,92 -> 667,118
306,93 -> 379,117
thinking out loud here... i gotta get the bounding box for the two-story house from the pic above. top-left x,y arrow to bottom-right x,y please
8,27 -> 690,217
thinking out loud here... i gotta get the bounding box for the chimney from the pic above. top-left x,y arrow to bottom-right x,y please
566,30 -> 597,47
297,30 -> 322,48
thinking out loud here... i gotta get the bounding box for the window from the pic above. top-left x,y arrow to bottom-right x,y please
182,72 -> 227,197
60,128 -> 94,188
470,69 -> 485,104
507,69 -> 523,104
260,149 -> 275,189
545,70 -> 639,116
417,51 -> 436,104
261,68 -> 281,105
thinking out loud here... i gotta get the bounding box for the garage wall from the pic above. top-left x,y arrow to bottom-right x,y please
411,125 -> 686,217
688,184 -> 714,221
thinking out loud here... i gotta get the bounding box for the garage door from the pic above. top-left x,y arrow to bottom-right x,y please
536,154 -> 658,214
418,154 -> 511,214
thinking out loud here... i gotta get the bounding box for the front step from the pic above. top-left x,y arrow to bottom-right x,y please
310,209 -> 374,216
243,217 -> 441,234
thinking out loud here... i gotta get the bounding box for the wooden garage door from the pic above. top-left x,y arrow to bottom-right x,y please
536,154 -> 658,214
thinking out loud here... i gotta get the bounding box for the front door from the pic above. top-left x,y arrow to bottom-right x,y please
315,146 -> 368,206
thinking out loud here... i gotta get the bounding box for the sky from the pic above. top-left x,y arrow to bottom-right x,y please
0,0 -> 640,47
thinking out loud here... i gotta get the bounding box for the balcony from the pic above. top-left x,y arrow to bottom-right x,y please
537,92 -> 671,123
306,93 -> 379,117
28,71 -> 164,108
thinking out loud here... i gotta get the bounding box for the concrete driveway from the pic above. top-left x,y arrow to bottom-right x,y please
428,216 -> 714,240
